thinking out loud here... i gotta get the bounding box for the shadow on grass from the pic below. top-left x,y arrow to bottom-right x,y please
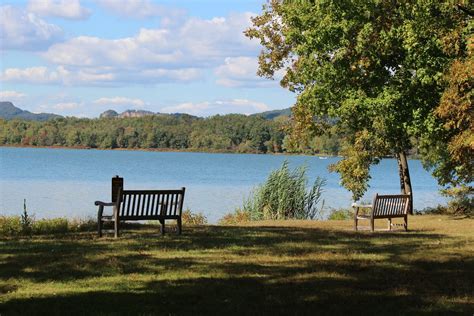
1,225 -> 473,314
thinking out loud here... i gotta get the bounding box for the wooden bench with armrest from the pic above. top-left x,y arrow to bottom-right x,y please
353,193 -> 410,231
95,187 -> 186,238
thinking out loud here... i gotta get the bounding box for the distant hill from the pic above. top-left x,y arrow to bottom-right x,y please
99,109 -> 158,118
98,109 -> 197,119
99,109 -> 119,118
0,101 -> 62,121
252,108 -> 292,120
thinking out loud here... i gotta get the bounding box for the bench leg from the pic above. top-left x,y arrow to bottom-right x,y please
371,218 -> 375,232
98,205 -> 103,237
160,219 -> 165,235
388,218 -> 392,231
177,218 -> 182,235
98,219 -> 102,237
114,219 -> 119,238
404,216 -> 408,231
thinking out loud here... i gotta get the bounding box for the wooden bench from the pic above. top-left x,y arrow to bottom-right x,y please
353,193 -> 410,231
95,188 -> 185,238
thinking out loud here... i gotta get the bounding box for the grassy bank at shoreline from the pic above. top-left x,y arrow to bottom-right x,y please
0,144 -> 336,157
1,215 -> 472,314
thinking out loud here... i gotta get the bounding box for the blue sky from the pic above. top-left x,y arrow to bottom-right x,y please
0,0 -> 295,117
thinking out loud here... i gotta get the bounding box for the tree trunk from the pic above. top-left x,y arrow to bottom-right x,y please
397,151 -> 413,215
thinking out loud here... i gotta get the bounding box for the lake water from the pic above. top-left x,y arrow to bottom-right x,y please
0,147 -> 446,223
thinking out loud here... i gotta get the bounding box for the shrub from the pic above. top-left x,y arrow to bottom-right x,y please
219,209 -> 251,225
68,218 -> 97,232
418,186 -> 473,216
327,208 -> 353,220
0,216 -> 22,236
21,199 -> 33,236
442,186 -> 473,215
33,218 -> 69,234
181,209 -> 208,225
242,160 -> 326,220
0,215 -> 96,237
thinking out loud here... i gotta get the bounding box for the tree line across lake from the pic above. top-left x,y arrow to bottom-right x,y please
0,114 -> 341,155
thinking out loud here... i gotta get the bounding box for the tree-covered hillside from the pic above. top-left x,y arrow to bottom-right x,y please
0,114 -> 286,153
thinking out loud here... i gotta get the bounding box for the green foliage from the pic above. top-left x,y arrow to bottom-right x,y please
218,209 -> 251,225
441,185 -> 473,216
21,199 -> 33,236
0,113 -> 291,154
33,218 -> 69,234
243,160 -> 325,220
327,208 -> 353,221
181,209 -> 208,225
247,0 -> 471,199
0,216 -> 21,236
0,215 -> 96,237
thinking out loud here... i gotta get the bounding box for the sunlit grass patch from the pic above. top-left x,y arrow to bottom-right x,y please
0,215 -> 472,314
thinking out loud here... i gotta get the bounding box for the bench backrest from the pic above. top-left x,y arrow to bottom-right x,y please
372,194 -> 410,218
116,188 -> 185,219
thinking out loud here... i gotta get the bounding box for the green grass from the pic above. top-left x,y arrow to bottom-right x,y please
1,215 -> 473,315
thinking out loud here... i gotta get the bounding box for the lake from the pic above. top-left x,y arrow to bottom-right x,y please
0,147 -> 445,222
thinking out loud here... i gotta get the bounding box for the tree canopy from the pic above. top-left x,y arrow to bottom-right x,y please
246,0 -> 473,206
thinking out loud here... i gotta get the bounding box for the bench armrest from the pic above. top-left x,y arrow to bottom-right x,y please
94,201 -> 116,206
352,203 -> 373,217
351,203 -> 373,209
95,201 -> 117,219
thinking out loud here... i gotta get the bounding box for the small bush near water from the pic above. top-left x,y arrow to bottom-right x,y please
225,161 -> 326,222
0,216 -> 96,237
417,185 -> 473,216
0,200 -> 96,237
181,209 -> 208,225
327,208 -> 353,220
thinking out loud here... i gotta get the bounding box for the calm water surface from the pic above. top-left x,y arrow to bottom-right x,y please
0,147 -> 446,222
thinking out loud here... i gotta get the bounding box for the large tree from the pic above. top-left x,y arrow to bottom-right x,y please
246,0 -> 472,212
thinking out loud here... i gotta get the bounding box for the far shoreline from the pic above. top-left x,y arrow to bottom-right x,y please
0,144 -> 338,158
0,144 -> 423,160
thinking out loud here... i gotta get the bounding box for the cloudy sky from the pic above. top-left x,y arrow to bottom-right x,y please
0,0 -> 294,117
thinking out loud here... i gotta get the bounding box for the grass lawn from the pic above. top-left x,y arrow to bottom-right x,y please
1,215 -> 473,315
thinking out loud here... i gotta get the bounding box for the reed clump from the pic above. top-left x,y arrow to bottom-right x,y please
241,160 -> 326,221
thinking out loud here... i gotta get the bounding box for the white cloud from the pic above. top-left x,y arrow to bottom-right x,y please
27,0 -> 91,20
0,90 -> 26,100
96,0 -> 183,20
1,66 -> 68,84
0,65 -> 197,86
215,57 -> 264,87
93,97 -> 145,108
1,66 -> 60,83
161,99 -> 269,116
215,56 -> 285,88
2,11 -> 262,87
0,5 -> 63,50
42,12 -> 258,69
53,102 -> 81,110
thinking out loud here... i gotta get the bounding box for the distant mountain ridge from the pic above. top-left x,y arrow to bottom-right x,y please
100,109 -> 155,118
0,101 -> 291,121
252,108 -> 292,120
0,101 -> 62,121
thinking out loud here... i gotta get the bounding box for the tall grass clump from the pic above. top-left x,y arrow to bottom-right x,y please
243,160 -> 325,220
21,199 -> 33,236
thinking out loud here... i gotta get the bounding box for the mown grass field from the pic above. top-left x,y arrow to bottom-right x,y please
1,215 -> 473,315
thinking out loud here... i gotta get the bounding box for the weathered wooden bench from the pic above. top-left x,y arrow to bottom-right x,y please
353,193 -> 410,231
95,187 -> 186,238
